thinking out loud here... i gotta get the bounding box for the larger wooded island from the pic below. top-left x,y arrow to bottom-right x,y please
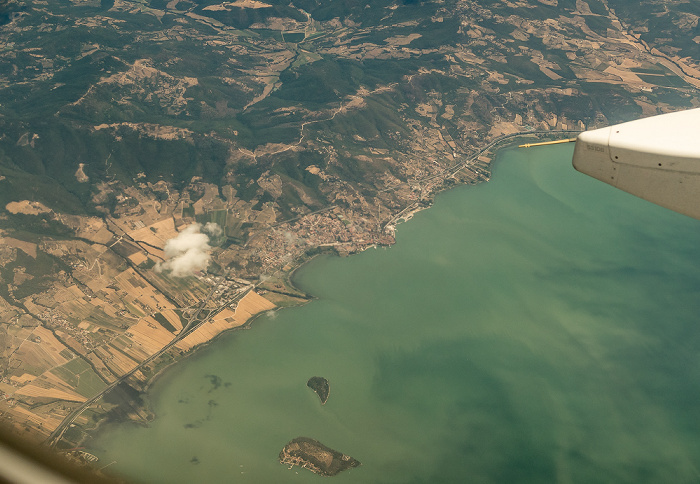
1,0 -> 699,461
279,437 -> 361,477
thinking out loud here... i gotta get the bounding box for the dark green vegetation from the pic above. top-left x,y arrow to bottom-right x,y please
0,1 -> 22,25
585,15 -> 613,36
306,376 -> 329,404
2,0 -> 697,227
0,249 -> 71,301
279,437 -> 360,476
1,0 -> 699,455
608,0 -> 700,59
153,313 -> 177,333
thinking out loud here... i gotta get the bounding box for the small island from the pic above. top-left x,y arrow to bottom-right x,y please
307,376 -> 330,405
279,437 -> 361,476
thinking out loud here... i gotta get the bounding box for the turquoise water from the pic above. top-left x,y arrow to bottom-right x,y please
90,145 -> 700,483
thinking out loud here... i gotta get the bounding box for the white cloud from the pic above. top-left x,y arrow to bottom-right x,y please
155,223 -> 220,277
203,222 -> 223,237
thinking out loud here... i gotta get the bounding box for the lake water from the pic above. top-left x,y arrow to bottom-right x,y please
89,144 -> 700,483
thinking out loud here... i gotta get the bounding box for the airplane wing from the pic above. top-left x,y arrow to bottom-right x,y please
572,108 -> 700,220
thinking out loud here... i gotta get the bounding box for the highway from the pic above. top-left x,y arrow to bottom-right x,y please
382,129 -> 581,231
45,283 -> 252,449
381,129 -> 581,194
46,128 -> 580,449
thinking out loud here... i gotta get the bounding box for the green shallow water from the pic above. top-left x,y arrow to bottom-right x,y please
90,145 -> 700,483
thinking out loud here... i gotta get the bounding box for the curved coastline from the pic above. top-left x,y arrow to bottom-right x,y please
83,308 -> 273,444
81,141 -> 700,484
84,136 -> 571,469
86,251 -> 332,452
84,138 -> 535,447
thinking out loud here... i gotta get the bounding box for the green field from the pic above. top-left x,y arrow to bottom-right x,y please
51,358 -> 108,397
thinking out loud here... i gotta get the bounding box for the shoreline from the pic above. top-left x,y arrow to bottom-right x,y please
79,135 -> 569,465
83,303 -> 295,448
82,251 -> 328,457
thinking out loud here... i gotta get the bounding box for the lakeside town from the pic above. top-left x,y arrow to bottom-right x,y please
0,0 -> 699,466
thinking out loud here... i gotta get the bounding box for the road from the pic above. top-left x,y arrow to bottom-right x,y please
382,129 -> 581,230
45,283 -> 252,449
46,128 -> 580,449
